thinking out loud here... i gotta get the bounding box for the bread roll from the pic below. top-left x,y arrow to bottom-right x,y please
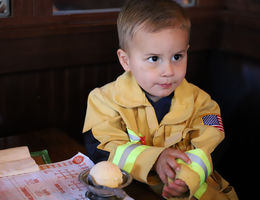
89,161 -> 123,188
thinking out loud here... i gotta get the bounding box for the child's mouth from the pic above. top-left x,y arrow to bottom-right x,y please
159,83 -> 172,89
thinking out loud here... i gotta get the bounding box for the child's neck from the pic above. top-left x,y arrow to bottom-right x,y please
145,93 -> 162,103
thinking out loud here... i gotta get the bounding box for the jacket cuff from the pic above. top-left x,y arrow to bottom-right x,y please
132,146 -> 165,184
175,164 -> 201,199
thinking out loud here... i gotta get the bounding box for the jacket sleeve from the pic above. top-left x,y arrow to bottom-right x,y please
83,129 -> 109,164
83,88 -> 129,157
175,88 -> 225,199
83,89 -> 165,184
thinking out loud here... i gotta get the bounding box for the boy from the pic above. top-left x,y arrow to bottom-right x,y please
83,0 -> 238,199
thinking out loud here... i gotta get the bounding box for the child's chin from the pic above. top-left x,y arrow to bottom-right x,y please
159,90 -> 174,97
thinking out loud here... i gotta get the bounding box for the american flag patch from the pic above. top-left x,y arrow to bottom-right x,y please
202,114 -> 224,132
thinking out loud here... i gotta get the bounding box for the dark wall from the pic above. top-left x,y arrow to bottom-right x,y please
53,0 -> 125,10
0,63 -> 123,136
208,52 -> 260,199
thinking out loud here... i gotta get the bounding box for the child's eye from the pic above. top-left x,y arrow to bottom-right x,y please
172,54 -> 183,61
148,56 -> 159,63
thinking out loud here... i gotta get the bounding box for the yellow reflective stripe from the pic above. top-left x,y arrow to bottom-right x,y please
177,158 -> 205,186
186,153 -> 208,183
112,142 -> 149,173
194,182 -> 207,199
127,127 -> 140,142
177,149 -> 211,185
127,128 -> 139,137
123,145 -> 149,172
118,144 -> 140,169
188,149 -> 211,177
112,143 -> 132,166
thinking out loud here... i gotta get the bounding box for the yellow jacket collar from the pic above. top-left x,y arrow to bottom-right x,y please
163,79 -> 194,124
113,72 -> 151,108
112,72 -> 194,124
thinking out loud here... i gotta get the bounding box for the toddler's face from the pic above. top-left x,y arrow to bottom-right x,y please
118,27 -> 189,102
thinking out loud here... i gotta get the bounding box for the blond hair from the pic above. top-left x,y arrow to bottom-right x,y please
117,0 -> 191,50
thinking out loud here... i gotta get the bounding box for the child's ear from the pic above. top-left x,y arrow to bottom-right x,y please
117,49 -> 130,72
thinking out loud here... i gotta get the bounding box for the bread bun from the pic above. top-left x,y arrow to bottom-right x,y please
89,161 -> 123,188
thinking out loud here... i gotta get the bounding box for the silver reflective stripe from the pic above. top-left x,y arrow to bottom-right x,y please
186,152 -> 208,182
118,144 -> 140,169
128,134 -> 140,142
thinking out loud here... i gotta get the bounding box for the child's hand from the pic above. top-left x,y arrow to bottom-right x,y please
155,148 -> 191,184
162,179 -> 189,198
155,148 -> 191,197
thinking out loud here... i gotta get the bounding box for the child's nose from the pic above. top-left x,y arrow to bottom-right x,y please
161,62 -> 174,77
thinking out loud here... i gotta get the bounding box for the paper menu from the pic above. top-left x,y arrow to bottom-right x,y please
0,152 -> 94,200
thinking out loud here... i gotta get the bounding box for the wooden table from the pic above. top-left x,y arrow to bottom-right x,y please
0,128 -> 164,200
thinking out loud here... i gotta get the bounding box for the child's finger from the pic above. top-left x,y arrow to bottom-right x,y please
164,163 -> 176,180
175,179 -> 187,186
157,164 -> 174,184
168,180 -> 189,194
163,182 -> 187,197
170,149 -> 191,164
159,173 -> 168,184
167,155 -> 181,171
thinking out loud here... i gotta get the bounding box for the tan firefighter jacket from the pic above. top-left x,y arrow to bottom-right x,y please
83,72 -> 238,200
